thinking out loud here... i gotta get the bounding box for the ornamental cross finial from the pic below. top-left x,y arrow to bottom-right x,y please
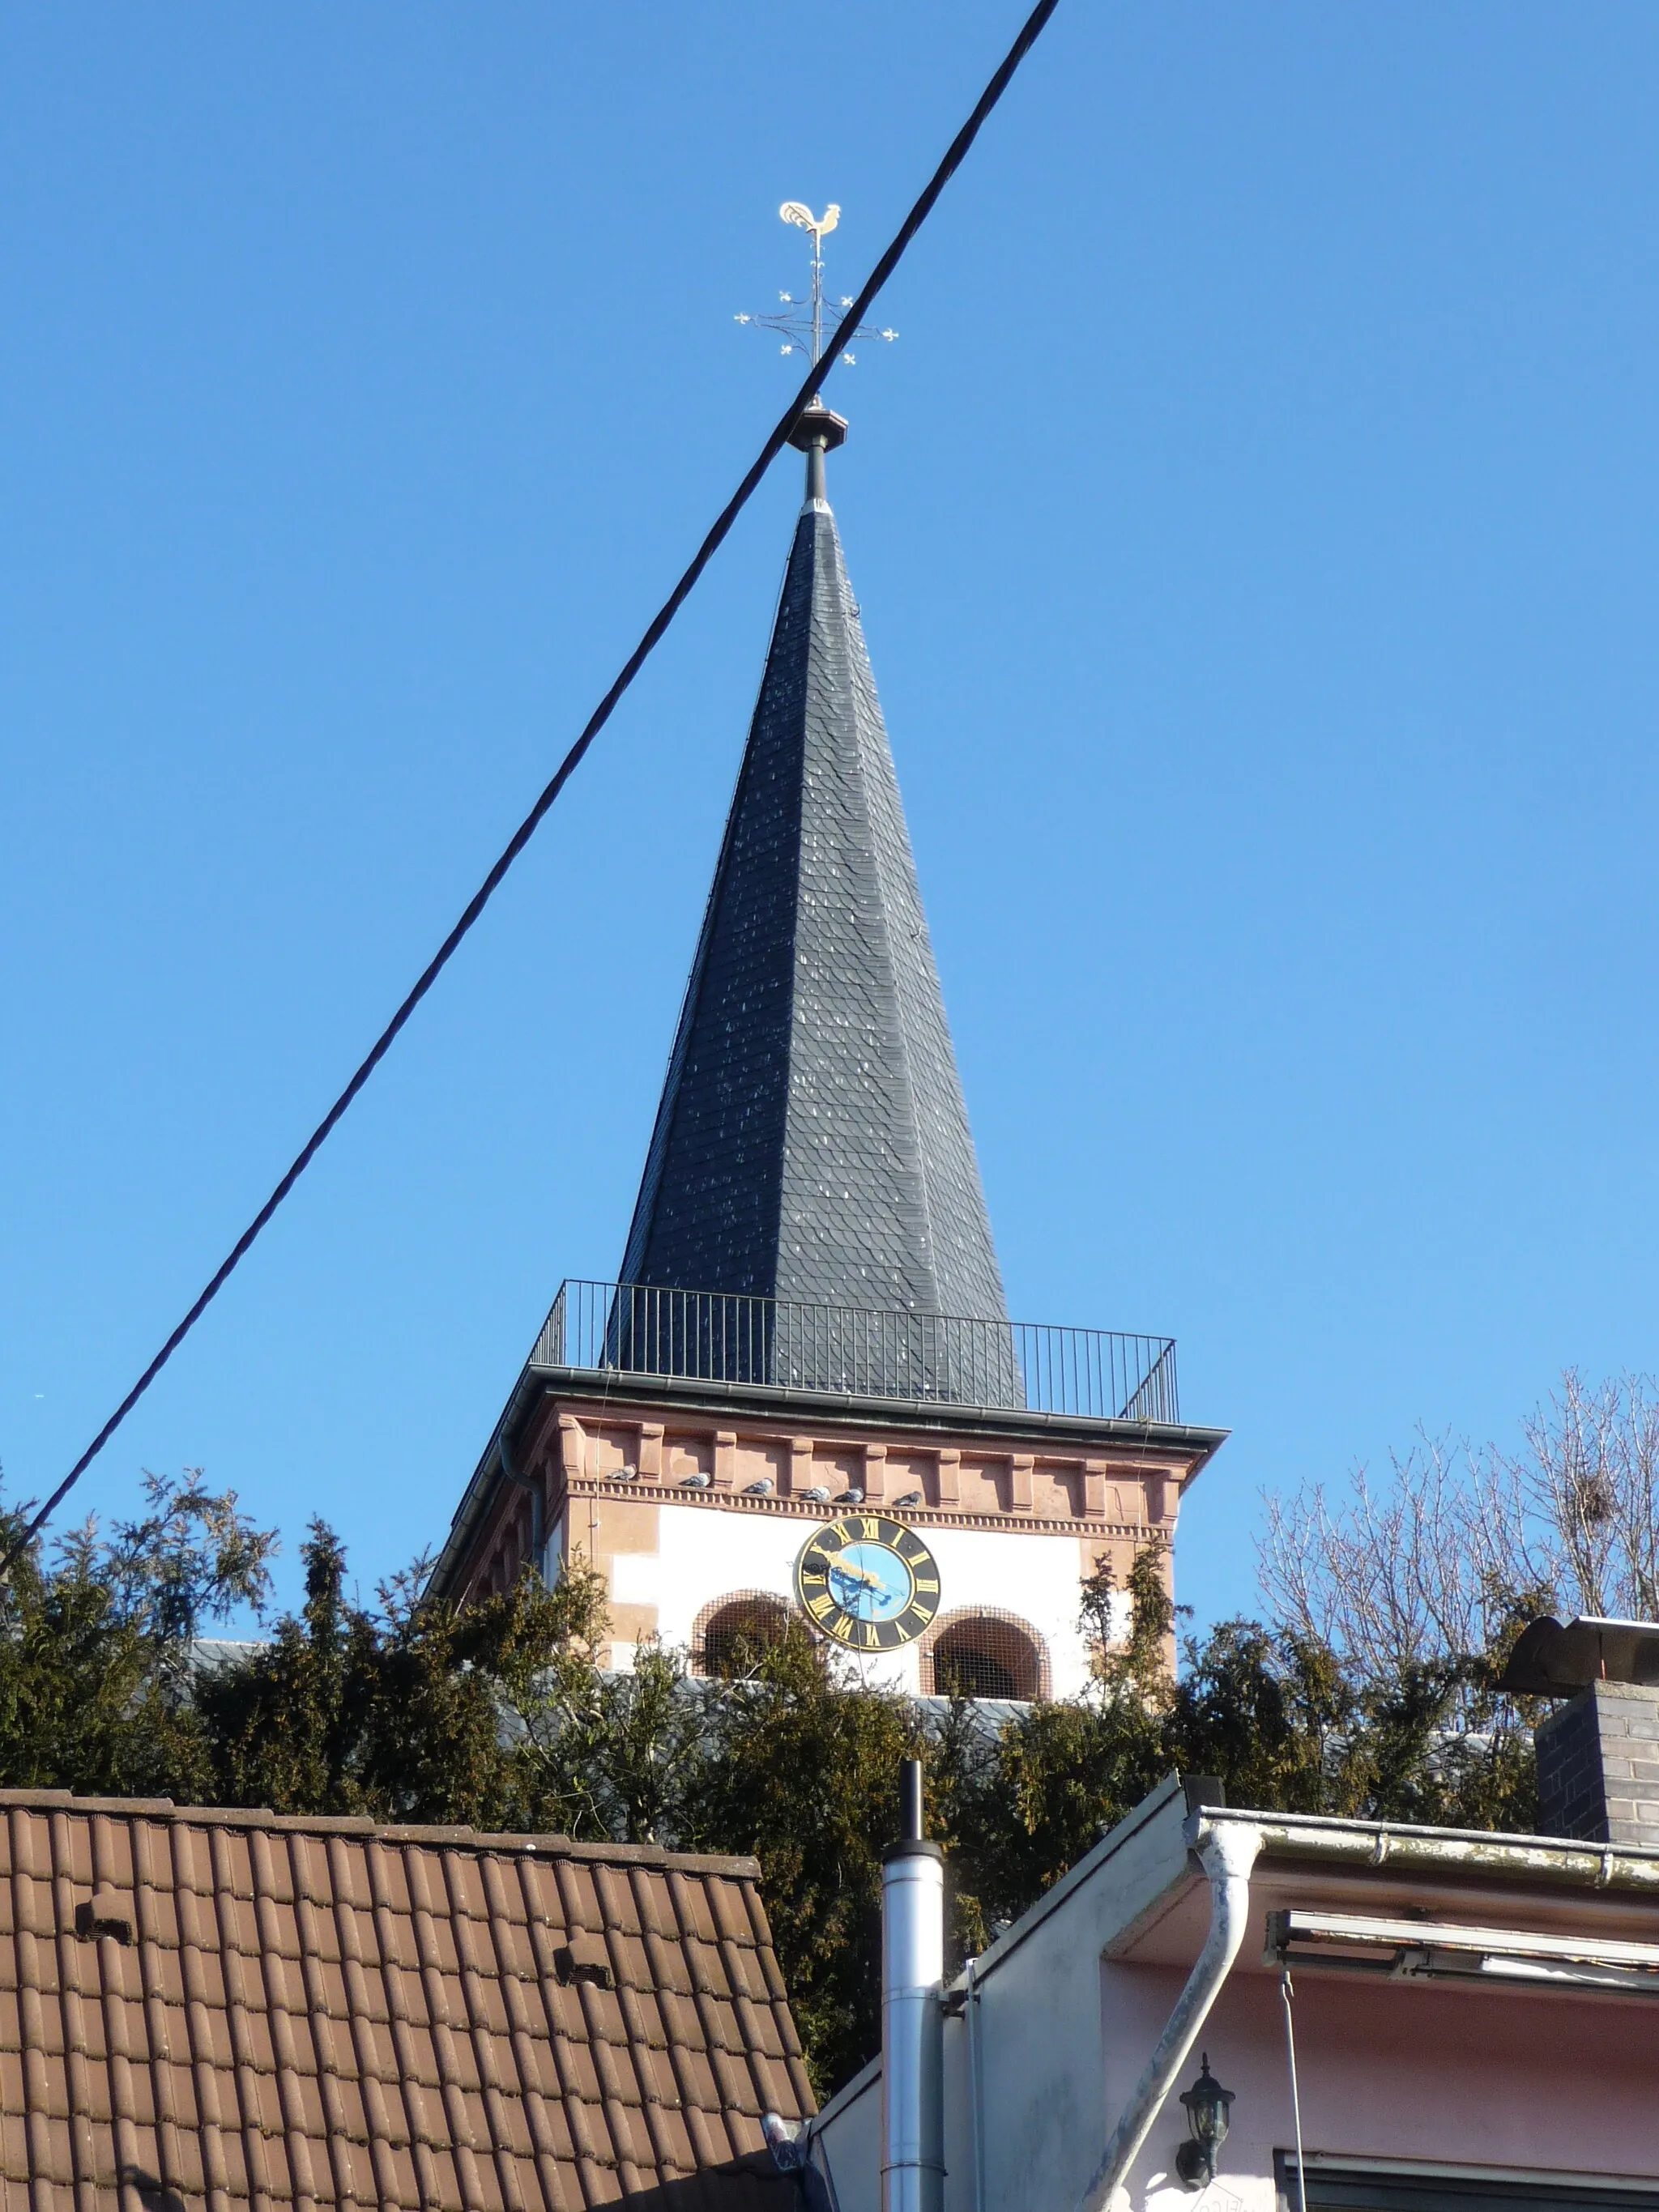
735,202 -> 898,383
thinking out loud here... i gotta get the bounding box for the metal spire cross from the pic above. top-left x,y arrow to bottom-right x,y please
736,202 -> 898,383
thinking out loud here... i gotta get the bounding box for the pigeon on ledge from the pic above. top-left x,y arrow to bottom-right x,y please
743,1478 -> 774,1496
801,1484 -> 830,1502
835,1488 -> 864,1505
680,1472 -> 712,1490
893,1490 -> 924,1509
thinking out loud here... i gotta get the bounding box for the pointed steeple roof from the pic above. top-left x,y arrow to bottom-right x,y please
619,418 -> 1008,1323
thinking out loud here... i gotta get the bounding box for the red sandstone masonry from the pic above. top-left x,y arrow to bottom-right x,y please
458,1388 -> 1205,1609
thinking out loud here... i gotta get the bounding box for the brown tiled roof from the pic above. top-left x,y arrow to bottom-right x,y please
0,1789 -> 815,2210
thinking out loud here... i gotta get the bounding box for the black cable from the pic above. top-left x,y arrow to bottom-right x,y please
3,0 -> 1062,1584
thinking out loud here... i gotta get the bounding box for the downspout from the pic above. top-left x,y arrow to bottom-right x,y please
497,1424 -> 547,1584
1074,1818 -> 1262,2212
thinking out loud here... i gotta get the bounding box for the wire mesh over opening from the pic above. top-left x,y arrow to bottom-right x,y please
696,1593 -> 791,1679
926,1613 -> 1044,1702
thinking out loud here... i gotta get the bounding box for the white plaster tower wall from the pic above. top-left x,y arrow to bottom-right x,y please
602,1504 -> 1102,1696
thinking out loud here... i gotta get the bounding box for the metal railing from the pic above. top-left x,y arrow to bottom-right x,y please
531,1279 -> 1179,1424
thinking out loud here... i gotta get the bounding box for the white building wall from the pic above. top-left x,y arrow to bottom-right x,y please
604,1503 -> 1102,1693
609,1502 -> 813,1658
926,1526 -> 1103,1698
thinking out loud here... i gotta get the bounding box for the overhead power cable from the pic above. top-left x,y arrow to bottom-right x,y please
4,0 -> 1063,1583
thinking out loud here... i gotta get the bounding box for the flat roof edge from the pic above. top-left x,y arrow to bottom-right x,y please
814,2052 -> 882,2130
529,1363 -> 1226,1450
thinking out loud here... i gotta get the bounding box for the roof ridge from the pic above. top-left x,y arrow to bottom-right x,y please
0,1785 -> 761,1873
813,512 -> 945,1303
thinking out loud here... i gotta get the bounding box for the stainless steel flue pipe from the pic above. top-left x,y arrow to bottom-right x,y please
882,1759 -> 945,2212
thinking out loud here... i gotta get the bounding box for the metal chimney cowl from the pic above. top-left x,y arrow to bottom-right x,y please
881,1761 -> 945,2212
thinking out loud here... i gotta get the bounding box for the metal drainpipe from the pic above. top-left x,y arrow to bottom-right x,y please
497,1426 -> 546,1584
883,1760 -> 945,2212
1073,1820 -> 1262,2212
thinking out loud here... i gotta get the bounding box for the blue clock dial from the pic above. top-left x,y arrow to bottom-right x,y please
827,1543 -> 913,1620
794,1515 -> 941,1651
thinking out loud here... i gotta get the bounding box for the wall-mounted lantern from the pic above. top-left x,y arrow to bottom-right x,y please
1175,2052 -> 1235,2189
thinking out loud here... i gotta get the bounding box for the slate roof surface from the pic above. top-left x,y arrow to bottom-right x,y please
0,1789 -> 813,2211
619,488 -> 1008,1325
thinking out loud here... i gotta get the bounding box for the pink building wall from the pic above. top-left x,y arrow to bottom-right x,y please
1115,1963 -> 1657,2204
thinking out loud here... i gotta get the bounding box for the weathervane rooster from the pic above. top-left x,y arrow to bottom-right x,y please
736,202 -> 898,381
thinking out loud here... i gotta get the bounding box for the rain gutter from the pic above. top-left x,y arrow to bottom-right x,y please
1196,1804 -> 1659,1894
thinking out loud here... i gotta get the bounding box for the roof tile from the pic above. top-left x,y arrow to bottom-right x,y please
0,1795 -> 809,2209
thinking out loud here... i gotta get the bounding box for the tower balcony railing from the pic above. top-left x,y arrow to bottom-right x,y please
530,1279 -> 1180,1426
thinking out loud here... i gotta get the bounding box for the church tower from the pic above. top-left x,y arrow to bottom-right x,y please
431,277 -> 1224,1695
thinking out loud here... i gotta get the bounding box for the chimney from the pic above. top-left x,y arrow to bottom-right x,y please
1500,1616 -> 1659,1847
881,1759 -> 944,2212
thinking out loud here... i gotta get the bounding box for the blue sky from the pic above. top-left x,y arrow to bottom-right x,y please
4,3 -> 1657,1634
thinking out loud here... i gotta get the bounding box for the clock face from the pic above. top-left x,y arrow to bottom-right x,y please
794,1514 -> 942,1652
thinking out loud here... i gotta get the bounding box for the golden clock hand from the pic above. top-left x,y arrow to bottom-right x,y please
830,1562 -> 883,1593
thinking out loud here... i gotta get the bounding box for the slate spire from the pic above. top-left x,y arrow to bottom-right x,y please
618,409 -> 1008,1323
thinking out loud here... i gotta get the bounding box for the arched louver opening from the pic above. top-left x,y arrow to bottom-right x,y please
696,1593 -> 791,1679
926,1613 -> 1045,1702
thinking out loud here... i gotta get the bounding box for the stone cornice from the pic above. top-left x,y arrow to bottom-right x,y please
561,1473 -> 1168,1544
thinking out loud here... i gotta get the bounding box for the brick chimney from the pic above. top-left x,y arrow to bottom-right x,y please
1536,1681 -> 1659,1846
1501,1615 -> 1659,1848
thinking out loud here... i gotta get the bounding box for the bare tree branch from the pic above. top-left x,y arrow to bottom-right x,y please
1258,1371 -> 1659,1680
